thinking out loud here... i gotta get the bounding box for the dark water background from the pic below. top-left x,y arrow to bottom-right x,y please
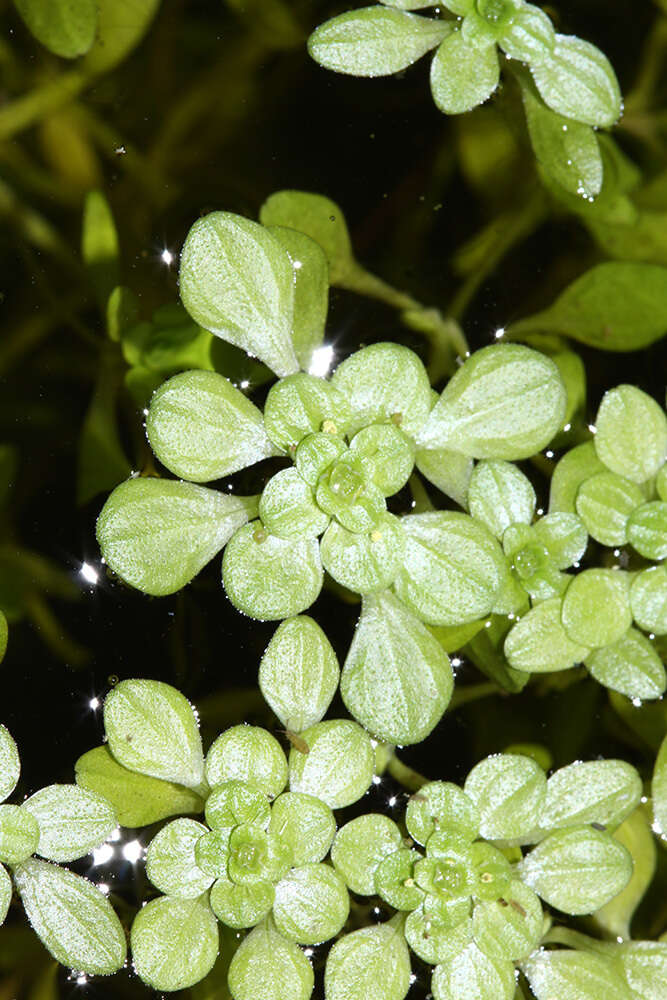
1,0 -> 665,995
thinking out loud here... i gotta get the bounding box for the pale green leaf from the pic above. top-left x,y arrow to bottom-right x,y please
269,792 -> 336,866
195,829 -> 231,878
594,807 -> 656,941
550,441 -> 605,513
288,719 -> 374,809
430,29 -> 500,116
406,781 -> 479,846
15,858 -> 126,974
206,726 -> 287,799
259,190 -> 355,285
614,941 -> 667,1000
295,432 -> 346,487
509,263 -> 667,352
522,948 -> 632,1000
531,33 -> 621,127
81,191 -> 120,307
146,370 -> 276,482
595,386 -> 667,483
464,754 -> 546,843
325,917 -> 411,1000
321,513 -> 405,594
259,616 -> 339,732
349,423 -> 415,496
540,759 -> 642,836
131,894 -> 218,991
106,285 -> 139,342
308,7 -> 451,77
468,460 -> 536,539
0,864 -> 10,927
653,734 -> 667,841
75,745 -> 204,827
22,785 -> 116,863
341,590 -> 453,744
500,3 -> 555,61
575,472 -> 644,546
417,345 -> 565,459
374,848 -> 424,910
415,447 -> 473,508
530,512 -> 588,569
381,0 -> 446,8
263,373 -> 351,452
83,0 -> 161,73
259,469 -> 329,539
631,566 -> 667,636
104,677 -> 205,788
518,826 -> 633,914
0,610 -> 6,664
273,863 -> 349,944
472,880 -> 542,961
0,805 -> 39,865
504,597 -> 590,674
97,478 -> 253,596
0,725 -> 20,803
145,818 -> 212,897
331,342 -> 432,438
658,463 -> 667,500
227,917 -> 314,1000
222,523 -> 323,620
13,0 -> 96,57
406,908 -> 472,965
432,940 -> 515,1000
331,814 -> 402,894
205,780 -> 270,831
627,501 -> 667,559
586,629 -> 666,700
561,569 -> 632,648
179,212 -> 298,377
267,227 -> 328,370
316,453 -> 386,532
209,876 -> 274,929
394,511 -> 504,625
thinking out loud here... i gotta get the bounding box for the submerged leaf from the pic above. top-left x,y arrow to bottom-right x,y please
13,0 -> 97,57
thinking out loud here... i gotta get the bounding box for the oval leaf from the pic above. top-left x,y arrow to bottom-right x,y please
206,725 -> 287,799
595,386 -> 667,484
464,754 -> 546,843
14,0 -> 97,58
540,759 -> 642,836
288,720 -> 374,809
468,460 -> 536,539
505,597 -> 590,675
0,725 -> 20,803
531,34 -> 621,127
325,918 -> 411,1000
22,784 -> 117,863
268,792 -> 336,866
585,629 -> 666,700
522,948 -> 632,1000
131,894 -> 218,991
145,818 -> 212,897
331,814 -> 403,895
272,862 -> 349,944
430,29 -> 500,115
227,917 -> 314,1000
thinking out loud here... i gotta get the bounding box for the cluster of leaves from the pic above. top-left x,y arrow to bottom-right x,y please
308,1 -> 621,199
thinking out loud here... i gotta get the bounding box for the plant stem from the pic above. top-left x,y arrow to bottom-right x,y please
386,754 -> 429,792
0,70 -> 89,141
449,682 -> 499,710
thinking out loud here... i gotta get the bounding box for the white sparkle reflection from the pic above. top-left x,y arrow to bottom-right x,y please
98,883 -> 110,895
80,562 -> 99,585
76,974 -> 88,985
494,327 -> 505,340
240,379 -> 250,389
107,827 -> 121,842
160,248 -> 174,266
309,344 -> 335,378
89,697 -> 100,711
372,775 -> 381,786
92,844 -> 114,866
122,839 -> 144,863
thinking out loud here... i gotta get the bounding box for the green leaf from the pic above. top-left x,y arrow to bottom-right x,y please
631,566 -> 667,636
267,227 -> 328,370
131,894 -> 218,991
13,0 -> 97,57
21,785 -> 116,863
331,343 -> 432,439
76,366 -> 131,505
595,386 -> 667,484
531,33 -> 621,127
145,818 -> 212,897
463,754 -> 546,843
472,880 -> 542,961
586,629 -> 666,700
418,345 -> 565,459
375,848 -> 424,910
106,285 -> 139,342
430,29 -> 500,116
550,441 -> 605,513
15,858 -> 126,975
508,263 -> 667,352
0,610 -> 6,664
432,941 -> 515,1000
394,512 -> 504,625
222,523 -> 323,620
530,512 -> 587,569
146,370 -> 276,482
259,191 -> 355,285
575,472 -> 644,546
406,782 -> 479,845
0,805 -> 39,865
594,807 -> 656,940
654,734 -> 667,841
320,514 -> 405,595
331,814 -> 402,894
227,917 -> 314,1000
504,597 -> 589,674
518,826 -> 633,914
341,590 -> 453,744
406,908 -> 472,965
264,373 -> 351,452
0,725 -> 20,803
295,432 -> 346,487
104,677 -> 205,788
520,74 -> 602,199
76,745 -> 203,826
179,212 -> 298,377
349,423 -> 415,496
259,616 -> 339,732
83,0 -> 162,74
209,875 -> 274,929
259,469 -> 329,539
81,191 -> 120,308
288,719 -> 374,809
268,792 -> 336,866
273,863 -> 349,944
0,864 -> 10,927
206,726 -> 287,799
561,570 -> 632,649
316,454 -> 386,533
468,460 -> 536,539
628,501 -> 667,560
522,949 -> 632,1000
325,917 -> 411,1000
613,941 -> 667,1000
307,7 -> 451,77
540,759 -> 642,836
205,780 -> 270,831
97,478 -> 253,596
415,447 -> 473,508
500,3 -> 554,61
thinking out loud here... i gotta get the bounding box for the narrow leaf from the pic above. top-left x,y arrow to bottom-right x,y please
0,725 -> 20,803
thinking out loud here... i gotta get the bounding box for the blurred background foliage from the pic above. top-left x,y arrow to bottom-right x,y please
1,0 -> 667,996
